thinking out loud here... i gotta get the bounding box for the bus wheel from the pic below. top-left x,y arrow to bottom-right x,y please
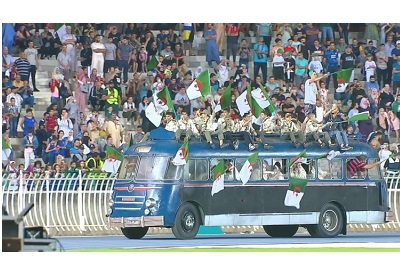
172,203 -> 200,240
121,227 -> 149,239
313,203 -> 344,238
263,225 -> 299,237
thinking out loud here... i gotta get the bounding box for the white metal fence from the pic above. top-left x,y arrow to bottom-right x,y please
2,171 -> 400,235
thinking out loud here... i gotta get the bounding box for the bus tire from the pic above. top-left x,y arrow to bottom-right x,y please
121,227 -> 149,239
172,203 -> 200,240
313,203 -> 344,238
263,225 -> 299,237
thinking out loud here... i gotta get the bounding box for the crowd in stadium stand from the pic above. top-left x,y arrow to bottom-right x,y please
2,23 -> 400,179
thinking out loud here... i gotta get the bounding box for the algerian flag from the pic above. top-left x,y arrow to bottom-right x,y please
336,68 -> 353,83
247,85 -> 263,118
288,149 -> 307,167
239,151 -> 259,185
186,69 -> 211,100
236,90 -> 251,116
259,84 -> 277,116
172,139 -> 189,166
2,137 -> 11,149
129,133 -> 134,147
284,177 -> 308,209
220,84 -> 232,110
154,86 -> 174,114
147,56 -> 159,70
145,102 -> 162,127
251,87 -> 270,109
211,160 -> 226,196
56,24 -> 67,39
347,111 -> 369,122
102,145 -> 124,174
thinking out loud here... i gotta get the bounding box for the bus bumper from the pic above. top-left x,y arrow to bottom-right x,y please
109,216 -> 164,227
385,211 -> 393,223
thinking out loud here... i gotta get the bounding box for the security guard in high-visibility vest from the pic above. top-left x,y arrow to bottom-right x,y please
86,152 -> 104,171
102,81 -> 120,113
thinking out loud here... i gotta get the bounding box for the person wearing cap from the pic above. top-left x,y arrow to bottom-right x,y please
364,53 -> 377,82
198,109 -> 228,149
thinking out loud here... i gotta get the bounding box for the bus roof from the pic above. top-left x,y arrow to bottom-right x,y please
125,139 -> 379,159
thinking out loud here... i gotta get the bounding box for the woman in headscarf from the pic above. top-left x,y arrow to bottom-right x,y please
64,97 -> 82,136
194,66 -> 203,79
358,97 -> 374,138
75,67 -> 89,112
376,107 -> 390,142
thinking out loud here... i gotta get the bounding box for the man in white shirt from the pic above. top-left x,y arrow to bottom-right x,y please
91,35 -> 106,78
302,70 -> 328,129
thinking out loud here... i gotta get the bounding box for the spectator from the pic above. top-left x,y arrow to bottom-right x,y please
57,45 -> 72,82
104,36 -> 117,73
23,129 -> 39,169
203,24 -> 221,68
358,97 -> 374,138
103,112 -> 124,148
25,40 -> 40,91
2,47 -> 14,78
14,52 -> 31,81
90,35 -> 106,78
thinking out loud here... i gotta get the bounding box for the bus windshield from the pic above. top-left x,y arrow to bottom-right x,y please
136,156 -> 169,180
119,156 -> 139,179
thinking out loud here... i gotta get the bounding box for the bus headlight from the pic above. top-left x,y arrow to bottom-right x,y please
145,198 -> 156,208
144,209 -> 151,215
107,208 -> 113,216
108,198 -> 114,207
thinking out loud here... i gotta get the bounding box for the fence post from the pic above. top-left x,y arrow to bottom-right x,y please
45,172 -> 50,232
78,170 -> 86,231
17,170 -> 25,213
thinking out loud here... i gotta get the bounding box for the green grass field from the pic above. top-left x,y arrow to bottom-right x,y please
70,247 -> 400,252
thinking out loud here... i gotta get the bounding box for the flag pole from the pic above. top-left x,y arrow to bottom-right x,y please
325,68 -> 354,76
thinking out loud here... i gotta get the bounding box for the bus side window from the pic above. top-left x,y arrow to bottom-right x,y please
346,158 -> 366,180
317,159 -> 342,180
267,159 -> 288,180
166,161 -> 184,180
304,160 -> 316,180
185,159 -> 209,181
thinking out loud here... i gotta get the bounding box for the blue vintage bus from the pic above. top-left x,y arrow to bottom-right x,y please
107,128 -> 391,239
